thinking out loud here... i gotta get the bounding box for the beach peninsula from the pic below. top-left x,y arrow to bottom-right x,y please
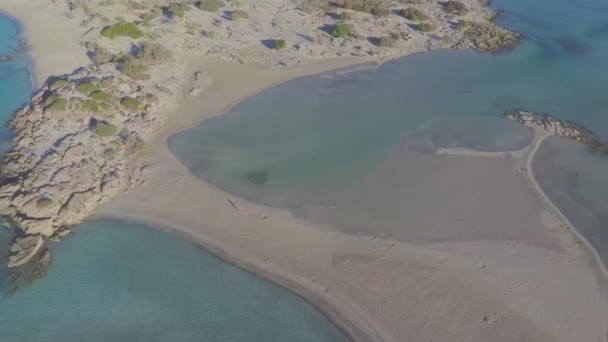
1,0 -> 607,342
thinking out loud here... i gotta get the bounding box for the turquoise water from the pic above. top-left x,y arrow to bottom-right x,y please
0,14 -> 31,152
170,0 -> 608,203
170,0 -> 608,257
0,220 -> 349,342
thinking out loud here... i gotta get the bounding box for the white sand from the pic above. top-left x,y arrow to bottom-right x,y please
1,0 -> 90,85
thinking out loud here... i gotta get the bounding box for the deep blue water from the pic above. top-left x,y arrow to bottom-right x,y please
0,13 -> 349,342
170,0 -> 608,260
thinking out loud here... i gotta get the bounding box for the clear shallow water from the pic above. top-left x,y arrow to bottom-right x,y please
170,0 -> 608,253
0,14 -> 31,151
0,219 -> 349,342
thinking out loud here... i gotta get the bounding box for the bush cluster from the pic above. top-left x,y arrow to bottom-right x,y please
92,121 -> 118,137
445,0 -> 468,15
101,22 -> 144,39
195,0 -> 225,12
273,39 -> 286,50
228,10 -> 249,20
418,22 -> 436,32
76,81 -> 99,95
332,23 -> 353,38
398,7 -> 427,21
342,0 -> 390,17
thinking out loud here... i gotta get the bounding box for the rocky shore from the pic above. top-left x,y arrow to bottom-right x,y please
504,109 -> 608,155
0,0 -> 518,268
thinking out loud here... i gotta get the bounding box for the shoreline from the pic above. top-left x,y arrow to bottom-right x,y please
2,0 -> 607,340
92,211 -> 382,342
526,133 -> 608,283
98,57 -> 608,341
0,11 -> 38,90
0,0 -> 89,85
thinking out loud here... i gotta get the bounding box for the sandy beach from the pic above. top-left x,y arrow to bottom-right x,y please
98,58 -> 608,341
1,0 -> 89,86
1,0 -> 607,341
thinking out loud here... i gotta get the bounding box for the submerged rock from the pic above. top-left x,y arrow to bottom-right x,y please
503,109 -> 608,155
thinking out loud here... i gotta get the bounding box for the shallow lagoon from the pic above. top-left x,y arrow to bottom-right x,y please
170,0 -> 608,261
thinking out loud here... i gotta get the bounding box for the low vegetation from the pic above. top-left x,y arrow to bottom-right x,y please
376,35 -> 396,47
101,22 -> 144,39
120,97 -> 142,111
44,96 -> 68,112
398,7 -> 427,21
82,99 -> 101,113
418,22 -> 436,32
89,91 -> 115,103
228,10 -> 249,20
49,79 -> 68,90
332,23 -> 353,38
342,0 -> 389,17
273,39 -> 287,50
76,82 -> 99,95
195,0 -> 225,12
91,121 -> 118,136
445,0 -> 468,15
166,3 -> 192,18
122,57 -> 150,80
136,42 -> 172,64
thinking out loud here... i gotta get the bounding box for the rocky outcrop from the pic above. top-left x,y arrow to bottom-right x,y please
0,65 -> 165,267
504,109 -> 608,155
453,21 -> 520,52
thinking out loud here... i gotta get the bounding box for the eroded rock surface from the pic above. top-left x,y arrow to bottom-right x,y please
0,66 -> 165,266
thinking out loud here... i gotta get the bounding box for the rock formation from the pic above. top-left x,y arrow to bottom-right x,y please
0,65 -> 165,267
504,109 -> 608,155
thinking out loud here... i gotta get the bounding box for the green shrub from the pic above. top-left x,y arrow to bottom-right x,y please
370,6 -> 391,17
445,0 -> 468,15
142,7 -> 163,21
338,11 -> 352,20
36,197 -> 54,209
273,39 -> 286,50
120,97 -> 142,111
332,23 -> 353,38
167,3 -> 192,17
418,22 -> 435,32
89,91 -> 114,103
122,58 -> 150,80
101,22 -> 144,39
76,81 -> 99,95
398,7 -> 427,21
92,121 -> 118,136
228,10 -> 249,20
49,79 -> 68,90
44,97 -> 68,112
342,0 -> 372,13
82,99 -> 101,113
376,36 -> 396,47
196,0 -> 225,12
137,42 -> 172,64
